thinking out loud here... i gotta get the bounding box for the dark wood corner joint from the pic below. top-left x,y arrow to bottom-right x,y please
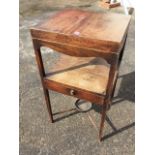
30,9 -> 131,141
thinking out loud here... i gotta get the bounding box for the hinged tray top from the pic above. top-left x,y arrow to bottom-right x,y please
31,9 -> 131,53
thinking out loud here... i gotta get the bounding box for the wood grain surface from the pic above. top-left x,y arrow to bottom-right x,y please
31,8 -> 130,141
45,54 -> 110,94
31,9 -> 131,53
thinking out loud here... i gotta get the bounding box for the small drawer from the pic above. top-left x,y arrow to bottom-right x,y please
44,79 -> 104,105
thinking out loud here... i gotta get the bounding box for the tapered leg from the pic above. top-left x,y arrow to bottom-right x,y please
111,75 -> 118,98
99,104 -> 107,141
43,88 -> 54,123
32,39 -> 54,123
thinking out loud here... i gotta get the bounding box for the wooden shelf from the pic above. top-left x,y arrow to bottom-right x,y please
45,54 -> 110,94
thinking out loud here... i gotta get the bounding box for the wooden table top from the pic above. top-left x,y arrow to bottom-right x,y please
31,9 -> 131,53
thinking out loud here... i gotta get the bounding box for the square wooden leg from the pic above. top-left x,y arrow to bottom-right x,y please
33,40 -> 54,123
43,88 -> 54,123
99,104 -> 107,141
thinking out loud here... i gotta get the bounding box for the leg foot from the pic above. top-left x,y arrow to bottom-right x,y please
43,88 -> 54,123
99,104 -> 107,141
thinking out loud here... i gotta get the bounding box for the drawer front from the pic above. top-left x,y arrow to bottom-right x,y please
44,79 -> 104,105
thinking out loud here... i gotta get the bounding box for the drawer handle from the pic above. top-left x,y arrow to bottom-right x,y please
70,89 -> 75,96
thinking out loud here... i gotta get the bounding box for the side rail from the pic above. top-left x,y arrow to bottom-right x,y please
32,39 -> 119,65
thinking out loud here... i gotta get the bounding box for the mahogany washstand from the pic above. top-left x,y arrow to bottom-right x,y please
30,9 -> 131,141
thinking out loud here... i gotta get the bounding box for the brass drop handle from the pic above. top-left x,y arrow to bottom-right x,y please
70,89 -> 75,96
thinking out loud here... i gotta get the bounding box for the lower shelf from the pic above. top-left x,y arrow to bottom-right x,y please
45,54 -> 110,95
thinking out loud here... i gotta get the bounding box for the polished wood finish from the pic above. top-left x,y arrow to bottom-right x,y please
44,79 -> 105,105
32,40 -> 54,123
31,9 -> 130,53
46,55 -> 110,94
30,9 -> 131,141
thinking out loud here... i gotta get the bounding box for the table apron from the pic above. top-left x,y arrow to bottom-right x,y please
43,78 -> 105,105
34,39 -> 119,64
